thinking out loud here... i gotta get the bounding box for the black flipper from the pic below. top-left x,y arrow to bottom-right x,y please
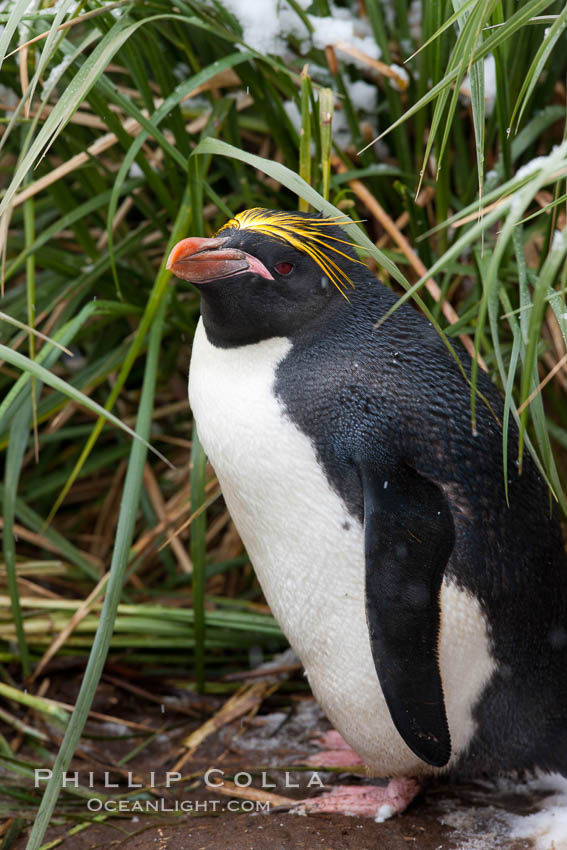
361,460 -> 455,767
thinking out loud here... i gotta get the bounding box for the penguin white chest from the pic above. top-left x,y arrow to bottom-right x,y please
188,319 -> 495,775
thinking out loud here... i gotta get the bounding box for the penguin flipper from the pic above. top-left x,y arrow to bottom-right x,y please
361,460 -> 455,767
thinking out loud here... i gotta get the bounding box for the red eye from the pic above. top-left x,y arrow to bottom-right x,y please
274,261 -> 293,276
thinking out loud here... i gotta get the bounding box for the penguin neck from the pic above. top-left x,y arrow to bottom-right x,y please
198,284 -> 351,349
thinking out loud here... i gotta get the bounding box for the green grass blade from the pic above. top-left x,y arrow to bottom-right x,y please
319,88 -> 334,202
0,15 -> 134,217
519,229 -> 567,460
190,424 -> 207,694
370,0 -> 557,149
298,66 -> 312,212
2,398 -> 33,677
0,300 -> 136,433
0,12 -> 196,218
0,345 -> 169,468
24,294 -> 168,850
104,50 -> 251,282
192,137 -> 410,290
0,0 -> 34,69
510,3 -> 567,132
0,487 -> 99,580
45,184 -> 192,523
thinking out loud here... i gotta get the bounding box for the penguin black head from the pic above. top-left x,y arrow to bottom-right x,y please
166,208 -> 368,347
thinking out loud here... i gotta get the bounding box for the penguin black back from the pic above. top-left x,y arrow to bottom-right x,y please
169,207 -> 567,781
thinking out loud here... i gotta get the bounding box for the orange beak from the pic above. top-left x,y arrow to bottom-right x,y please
166,236 -> 274,284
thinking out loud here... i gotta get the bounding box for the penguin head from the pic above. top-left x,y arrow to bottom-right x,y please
166,208 -> 367,346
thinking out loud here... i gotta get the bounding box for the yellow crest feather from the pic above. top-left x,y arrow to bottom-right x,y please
215,208 -> 365,295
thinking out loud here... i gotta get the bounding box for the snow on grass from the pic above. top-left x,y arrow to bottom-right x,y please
282,99 -> 302,135
220,0 -> 310,56
284,97 -> 353,148
380,0 -> 396,29
460,55 -> 497,116
388,63 -> 410,91
514,155 -> 552,181
128,162 -> 144,179
346,78 -> 377,113
408,0 -> 422,41
173,62 -> 191,82
331,109 -> 354,148
0,84 -> 18,108
52,0 -> 80,11
41,53 -> 73,90
284,77 -> 377,149
309,10 -> 381,63
220,0 -> 381,64
551,229 -> 567,253
18,0 -> 39,42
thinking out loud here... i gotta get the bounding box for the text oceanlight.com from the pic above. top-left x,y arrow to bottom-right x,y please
86,799 -> 271,813
34,768 -> 325,812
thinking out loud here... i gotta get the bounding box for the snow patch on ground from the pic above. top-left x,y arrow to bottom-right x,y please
237,700 -> 325,756
331,110 -> 353,148
509,774 -> 567,849
438,775 -> 567,850
440,803 -> 516,849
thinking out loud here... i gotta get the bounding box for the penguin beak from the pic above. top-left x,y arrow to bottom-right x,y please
166,236 -> 274,284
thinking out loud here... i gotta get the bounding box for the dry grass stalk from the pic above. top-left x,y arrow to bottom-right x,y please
518,351 -> 567,415
173,681 -> 280,772
143,464 -> 193,573
213,780 -> 297,808
12,117 -> 144,209
332,42 -> 409,90
31,574 -> 111,682
0,518 -> 103,571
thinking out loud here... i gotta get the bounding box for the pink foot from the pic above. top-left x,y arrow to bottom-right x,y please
305,730 -> 365,767
294,777 -> 421,822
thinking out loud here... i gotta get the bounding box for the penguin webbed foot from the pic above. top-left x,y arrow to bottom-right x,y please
291,776 -> 421,821
305,729 -> 365,767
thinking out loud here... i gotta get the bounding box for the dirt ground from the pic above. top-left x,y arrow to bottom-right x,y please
13,785 -> 537,850
4,665 -> 557,850
10,800 -> 534,850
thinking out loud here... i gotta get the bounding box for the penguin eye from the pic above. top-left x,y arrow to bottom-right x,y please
273,261 -> 293,276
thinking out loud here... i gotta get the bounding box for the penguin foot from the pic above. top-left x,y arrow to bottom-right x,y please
305,730 -> 364,767
292,777 -> 421,821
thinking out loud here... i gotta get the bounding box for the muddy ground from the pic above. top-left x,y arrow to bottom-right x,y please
3,666 -> 562,849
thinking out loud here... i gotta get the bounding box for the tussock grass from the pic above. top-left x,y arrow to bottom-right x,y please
0,0 -> 565,845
